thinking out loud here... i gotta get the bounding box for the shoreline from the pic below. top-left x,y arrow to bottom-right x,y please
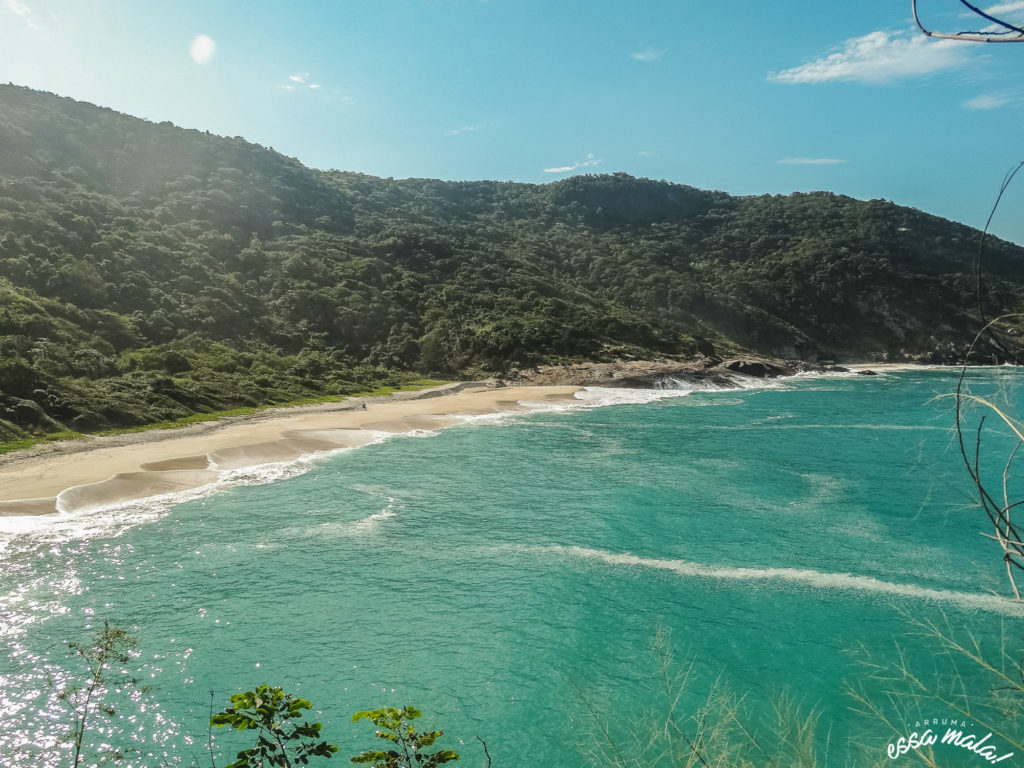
0,384 -> 582,518
0,361 -> 982,520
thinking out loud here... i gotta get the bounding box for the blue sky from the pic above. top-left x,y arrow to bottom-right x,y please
2,0 -> 1023,243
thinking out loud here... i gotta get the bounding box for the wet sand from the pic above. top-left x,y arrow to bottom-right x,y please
0,385 -> 581,516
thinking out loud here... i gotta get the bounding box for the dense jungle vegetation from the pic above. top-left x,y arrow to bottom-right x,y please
1,84 -> 1022,443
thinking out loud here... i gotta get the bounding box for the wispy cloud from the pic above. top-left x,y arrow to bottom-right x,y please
630,46 -> 667,63
767,29 -> 970,84
957,1 -> 1024,34
543,153 -> 602,174
963,92 -> 1011,109
444,125 -> 477,137
965,1 -> 1024,17
281,73 -> 323,91
986,0 -> 1024,11
190,34 -> 216,65
6,0 -> 41,30
777,157 -> 847,165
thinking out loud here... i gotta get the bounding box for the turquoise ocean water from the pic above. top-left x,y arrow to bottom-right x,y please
2,368 -> 1023,767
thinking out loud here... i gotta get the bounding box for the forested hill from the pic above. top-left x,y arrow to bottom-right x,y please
1,84 -> 1022,440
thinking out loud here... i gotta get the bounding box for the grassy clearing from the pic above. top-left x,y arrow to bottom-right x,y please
0,380 -> 451,456
0,429 -> 85,456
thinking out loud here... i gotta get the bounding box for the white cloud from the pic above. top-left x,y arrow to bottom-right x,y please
957,2 -> 1024,34
280,74 -> 326,93
543,153 -> 602,174
777,157 -> 847,165
963,93 -> 1011,109
190,34 -> 216,65
444,125 -> 477,137
630,46 -> 667,63
6,0 -> 40,30
973,1 -> 1024,16
767,29 -> 970,84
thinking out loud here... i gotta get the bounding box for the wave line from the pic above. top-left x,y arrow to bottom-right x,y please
527,545 -> 1024,616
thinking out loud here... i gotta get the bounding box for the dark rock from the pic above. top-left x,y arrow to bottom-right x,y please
720,358 -> 790,378
790,360 -> 827,373
504,360 -> 709,388
856,369 -> 878,376
694,338 -> 716,357
611,368 -> 735,389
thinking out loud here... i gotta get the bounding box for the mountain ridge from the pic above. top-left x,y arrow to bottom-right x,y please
0,84 -> 1021,442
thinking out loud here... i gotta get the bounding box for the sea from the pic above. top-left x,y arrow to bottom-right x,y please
1,367 -> 1022,768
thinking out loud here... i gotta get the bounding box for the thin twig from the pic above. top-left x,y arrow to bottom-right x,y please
975,162 -> 1024,362
913,0 -> 1024,41
954,314 -> 1024,599
476,735 -> 492,768
208,690 -> 217,768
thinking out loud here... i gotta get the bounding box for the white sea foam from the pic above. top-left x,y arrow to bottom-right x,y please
0,370 -> 878,541
345,506 -> 399,535
328,486 -> 401,535
572,386 -> 695,407
847,364 -> 953,373
276,505 -> 399,541
0,433 -> 393,541
565,368 -> 852,409
698,423 -> 950,432
393,428 -> 442,438
522,544 -> 1024,617
0,382 -> 720,539
683,397 -> 747,407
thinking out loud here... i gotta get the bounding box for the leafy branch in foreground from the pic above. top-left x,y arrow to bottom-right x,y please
58,620 -> 150,768
210,685 -> 339,768
350,706 -> 459,768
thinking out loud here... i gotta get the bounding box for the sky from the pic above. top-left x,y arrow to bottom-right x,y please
1,0 -> 1023,243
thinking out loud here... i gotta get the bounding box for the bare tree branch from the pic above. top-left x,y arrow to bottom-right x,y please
913,0 -> 1024,42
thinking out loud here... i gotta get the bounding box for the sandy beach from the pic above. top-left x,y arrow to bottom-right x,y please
0,384 -> 582,517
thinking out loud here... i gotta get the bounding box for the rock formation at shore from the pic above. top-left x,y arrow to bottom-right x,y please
502,357 -> 846,388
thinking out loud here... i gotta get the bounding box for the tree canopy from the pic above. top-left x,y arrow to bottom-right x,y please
1,84 -> 1022,441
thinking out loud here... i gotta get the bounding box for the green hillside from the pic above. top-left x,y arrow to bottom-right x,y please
0,84 -> 1021,443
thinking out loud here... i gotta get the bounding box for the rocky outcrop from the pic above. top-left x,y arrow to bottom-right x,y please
505,360 -> 708,388
716,358 -> 790,378
502,356 -> 862,388
503,358 -> 808,388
